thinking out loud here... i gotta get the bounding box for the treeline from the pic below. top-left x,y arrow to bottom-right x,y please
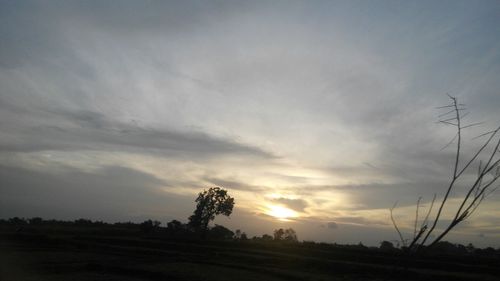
377,239 -> 499,257
2,217 -> 499,257
0,217 -> 297,242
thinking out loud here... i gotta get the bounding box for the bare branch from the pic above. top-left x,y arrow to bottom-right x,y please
461,122 -> 484,130
413,197 -> 422,240
481,133 -> 500,172
440,116 -> 459,123
438,120 -> 458,126
390,202 -> 406,247
440,133 -> 458,151
436,104 -> 455,109
421,194 -> 437,229
472,130 -> 497,140
453,155 -> 500,224
464,174 -> 500,216
391,96 -> 499,251
438,109 -> 457,118
456,127 -> 500,178
420,96 -> 462,246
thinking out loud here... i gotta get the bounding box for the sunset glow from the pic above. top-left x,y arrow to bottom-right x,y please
267,205 -> 298,220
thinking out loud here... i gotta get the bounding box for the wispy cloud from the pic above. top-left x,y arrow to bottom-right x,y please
1,0 -> 499,246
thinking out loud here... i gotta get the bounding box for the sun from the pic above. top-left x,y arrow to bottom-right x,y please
267,205 -> 298,221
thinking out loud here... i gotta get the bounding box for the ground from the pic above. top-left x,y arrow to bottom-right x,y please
0,225 -> 499,281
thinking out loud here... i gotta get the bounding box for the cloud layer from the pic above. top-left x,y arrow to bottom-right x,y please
1,1 -> 500,246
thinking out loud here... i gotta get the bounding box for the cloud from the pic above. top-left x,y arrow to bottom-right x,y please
327,222 -> 338,229
202,176 -> 265,192
0,0 -> 499,246
270,197 -> 308,212
333,216 -> 389,226
0,108 -> 274,159
0,164 -> 193,222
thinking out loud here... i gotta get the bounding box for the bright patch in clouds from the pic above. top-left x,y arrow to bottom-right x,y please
267,205 -> 298,221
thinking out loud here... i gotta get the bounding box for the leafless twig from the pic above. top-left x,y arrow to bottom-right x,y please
390,96 -> 500,251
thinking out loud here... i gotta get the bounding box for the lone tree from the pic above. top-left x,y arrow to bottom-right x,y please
391,95 -> 500,252
188,187 -> 235,236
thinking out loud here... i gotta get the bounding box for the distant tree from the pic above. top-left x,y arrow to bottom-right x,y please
431,241 -> 461,255
140,219 -> 161,234
357,242 -> 367,249
233,229 -> 248,241
390,96 -> 500,252
261,234 -> 273,241
166,219 -> 188,237
456,243 -> 468,254
379,241 -> 395,251
284,228 -> 298,242
166,220 -> 183,230
28,217 -> 43,225
8,217 -> 27,225
188,187 -> 235,237
74,218 -> 93,226
273,228 -> 284,240
466,243 -> 475,253
234,229 -> 242,239
240,232 -> 248,240
208,224 -> 234,240
478,247 -> 496,256
273,228 -> 298,242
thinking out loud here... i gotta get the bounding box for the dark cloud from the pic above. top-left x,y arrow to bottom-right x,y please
271,197 -> 308,212
0,108 -> 274,159
327,222 -> 338,229
333,216 -> 388,226
325,150 -> 457,183
0,1 -> 253,68
202,176 -> 265,192
292,180 -> 466,210
0,2 -> 66,68
0,164 -> 193,222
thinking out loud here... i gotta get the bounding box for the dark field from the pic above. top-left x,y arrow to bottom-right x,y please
1,224 -> 499,281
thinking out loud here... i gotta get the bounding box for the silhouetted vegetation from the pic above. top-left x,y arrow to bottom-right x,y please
1,216 -> 499,281
273,228 -> 298,242
2,187 -> 499,280
188,187 -> 235,238
391,96 -> 500,252
139,219 -> 161,234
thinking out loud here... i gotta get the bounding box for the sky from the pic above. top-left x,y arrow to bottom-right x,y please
1,0 -> 500,247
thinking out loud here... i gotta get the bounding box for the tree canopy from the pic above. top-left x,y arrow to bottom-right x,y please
188,187 -> 235,235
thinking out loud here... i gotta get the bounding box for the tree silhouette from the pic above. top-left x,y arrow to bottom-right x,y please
273,228 -> 284,240
284,228 -> 298,242
208,224 -> 234,240
273,228 -> 298,242
379,241 -> 395,252
188,187 -> 235,237
391,96 -> 500,252
166,219 -> 186,236
140,219 -> 161,234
